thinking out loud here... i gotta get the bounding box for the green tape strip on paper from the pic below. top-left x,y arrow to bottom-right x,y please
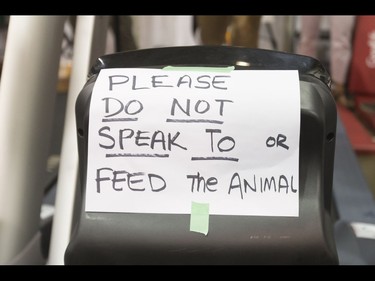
163,66 -> 234,72
190,201 -> 210,235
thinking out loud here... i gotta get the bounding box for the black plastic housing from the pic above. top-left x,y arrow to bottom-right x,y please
65,46 -> 338,265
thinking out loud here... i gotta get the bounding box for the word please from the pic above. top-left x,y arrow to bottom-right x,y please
108,74 -> 231,91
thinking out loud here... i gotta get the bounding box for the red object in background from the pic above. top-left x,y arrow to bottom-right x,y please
348,16 -> 375,133
337,104 -> 375,154
348,16 -> 375,97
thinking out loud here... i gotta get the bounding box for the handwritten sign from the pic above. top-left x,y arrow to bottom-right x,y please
85,67 -> 300,217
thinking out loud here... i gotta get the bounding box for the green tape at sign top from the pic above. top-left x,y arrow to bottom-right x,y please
163,66 -> 235,72
190,202 -> 209,236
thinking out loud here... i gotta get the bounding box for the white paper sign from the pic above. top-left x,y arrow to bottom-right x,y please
85,67 -> 300,217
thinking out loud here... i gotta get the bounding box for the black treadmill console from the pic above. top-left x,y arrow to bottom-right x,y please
65,46 -> 338,264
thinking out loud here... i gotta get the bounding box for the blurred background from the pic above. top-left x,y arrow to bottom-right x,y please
0,15 -> 374,265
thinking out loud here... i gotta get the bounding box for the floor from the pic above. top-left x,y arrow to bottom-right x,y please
358,154 -> 375,199
337,104 -> 375,199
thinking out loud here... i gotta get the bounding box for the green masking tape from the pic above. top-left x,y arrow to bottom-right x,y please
163,66 -> 234,72
190,201 -> 210,236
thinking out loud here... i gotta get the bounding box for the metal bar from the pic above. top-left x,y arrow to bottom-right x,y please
0,15 -> 66,263
47,15 -> 109,265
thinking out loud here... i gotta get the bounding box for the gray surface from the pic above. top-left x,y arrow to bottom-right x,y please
333,116 -> 375,265
333,117 -> 375,223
